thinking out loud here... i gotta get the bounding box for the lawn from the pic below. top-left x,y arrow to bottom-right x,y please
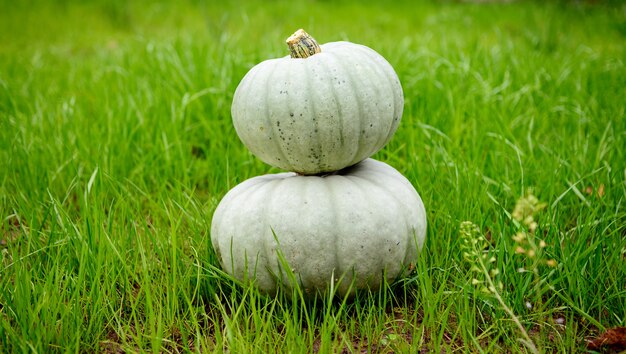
1,0 -> 625,352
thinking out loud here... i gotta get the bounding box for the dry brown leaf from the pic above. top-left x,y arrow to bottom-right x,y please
587,327 -> 626,352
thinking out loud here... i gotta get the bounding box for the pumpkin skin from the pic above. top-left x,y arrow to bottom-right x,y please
210,159 -> 426,297
232,41 -> 404,175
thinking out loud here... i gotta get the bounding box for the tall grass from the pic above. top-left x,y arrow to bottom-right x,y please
1,0 -> 625,352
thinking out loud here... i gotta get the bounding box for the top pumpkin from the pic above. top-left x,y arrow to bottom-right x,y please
232,29 -> 404,175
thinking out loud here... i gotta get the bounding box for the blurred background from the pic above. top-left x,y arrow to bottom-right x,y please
1,1 -> 625,352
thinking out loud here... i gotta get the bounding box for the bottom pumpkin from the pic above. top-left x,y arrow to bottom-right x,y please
210,158 -> 427,297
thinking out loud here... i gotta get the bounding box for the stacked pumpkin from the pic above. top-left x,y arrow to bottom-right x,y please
211,30 -> 427,297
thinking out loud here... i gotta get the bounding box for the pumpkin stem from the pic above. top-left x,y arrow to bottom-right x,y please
286,29 -> 321,59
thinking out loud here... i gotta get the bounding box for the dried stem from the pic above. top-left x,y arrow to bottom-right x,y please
286,29 -> 321,59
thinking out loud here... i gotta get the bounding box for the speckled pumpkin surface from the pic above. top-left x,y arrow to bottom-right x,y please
210,159 -> 427,297
231,33 -> 404,175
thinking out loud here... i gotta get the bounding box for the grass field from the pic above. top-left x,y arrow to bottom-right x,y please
1,0 -> 625,352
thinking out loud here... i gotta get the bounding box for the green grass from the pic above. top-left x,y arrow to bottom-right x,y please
1,0 -> 625,352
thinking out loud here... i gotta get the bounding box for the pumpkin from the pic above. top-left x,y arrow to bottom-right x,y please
231,29 -> 404,175
210,158 -> 427,297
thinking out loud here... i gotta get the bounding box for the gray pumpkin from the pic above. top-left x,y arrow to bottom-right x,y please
210,158 -> 427,297
231,31 -> 404,175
